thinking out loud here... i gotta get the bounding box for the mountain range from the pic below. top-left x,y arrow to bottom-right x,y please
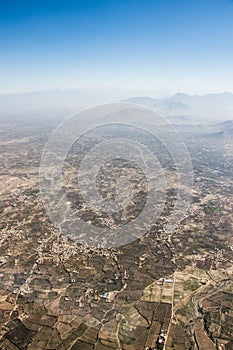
123,92 -> 233,123
0,90 -> 233,123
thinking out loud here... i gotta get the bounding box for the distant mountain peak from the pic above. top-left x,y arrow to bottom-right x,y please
172,92 -> 189,98
122,96 -> 158,107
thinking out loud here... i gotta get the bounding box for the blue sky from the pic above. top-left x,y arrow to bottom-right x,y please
1,0 -> 233,95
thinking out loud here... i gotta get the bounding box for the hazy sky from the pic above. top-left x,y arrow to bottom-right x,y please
1,0 -> 233,95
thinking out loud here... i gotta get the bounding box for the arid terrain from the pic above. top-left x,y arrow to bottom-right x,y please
0,117 -> 232,350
